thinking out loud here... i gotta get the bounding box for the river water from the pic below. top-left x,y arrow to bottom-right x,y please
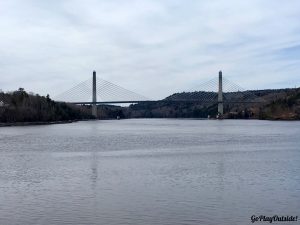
0,119 -> 299,225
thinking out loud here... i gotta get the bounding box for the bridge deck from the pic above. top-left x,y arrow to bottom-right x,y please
68,100 -> 264,105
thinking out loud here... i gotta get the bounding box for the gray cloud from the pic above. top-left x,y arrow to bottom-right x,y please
0,0 -> 300,99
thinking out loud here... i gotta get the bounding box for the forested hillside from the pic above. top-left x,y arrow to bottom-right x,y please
0,88 -> 94,123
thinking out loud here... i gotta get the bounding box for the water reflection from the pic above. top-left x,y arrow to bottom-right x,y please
90,152 -> 98,187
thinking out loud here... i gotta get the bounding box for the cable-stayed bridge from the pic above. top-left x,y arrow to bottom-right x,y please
54,71 -> 264,117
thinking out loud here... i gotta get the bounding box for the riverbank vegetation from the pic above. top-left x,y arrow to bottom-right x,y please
0,88 -> 94,123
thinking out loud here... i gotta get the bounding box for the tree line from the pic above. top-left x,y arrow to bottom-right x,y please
1,87 -> 299,123
0,88 -> 94,123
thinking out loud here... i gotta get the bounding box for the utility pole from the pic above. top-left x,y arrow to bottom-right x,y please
218,70 -> 224,116
92,71 -> 97,118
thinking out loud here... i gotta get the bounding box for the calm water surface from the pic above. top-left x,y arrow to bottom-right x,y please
0,119 -> 299,225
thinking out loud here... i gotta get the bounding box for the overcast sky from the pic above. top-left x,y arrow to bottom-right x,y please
1,0 -> 300,99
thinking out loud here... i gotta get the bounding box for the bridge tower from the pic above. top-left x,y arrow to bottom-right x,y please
218,70 -> 224,115
92,71 -> 97,117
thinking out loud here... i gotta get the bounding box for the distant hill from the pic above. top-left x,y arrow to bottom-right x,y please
122,88 -> 300,120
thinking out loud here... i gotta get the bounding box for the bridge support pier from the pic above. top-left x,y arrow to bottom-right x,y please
92,71 -> 97,118
218,70 -> 224,116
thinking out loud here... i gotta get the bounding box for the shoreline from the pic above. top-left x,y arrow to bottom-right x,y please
1,117 -> 299,127
0,120 -> 79,127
